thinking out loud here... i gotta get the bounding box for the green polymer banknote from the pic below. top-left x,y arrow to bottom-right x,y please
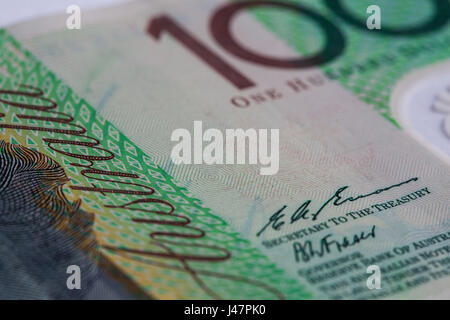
1,0 -> 450,299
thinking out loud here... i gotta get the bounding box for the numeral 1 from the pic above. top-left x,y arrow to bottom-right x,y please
147,15 -> 255,90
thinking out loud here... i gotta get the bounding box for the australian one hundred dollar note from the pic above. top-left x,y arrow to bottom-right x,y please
0,0 -> 449,299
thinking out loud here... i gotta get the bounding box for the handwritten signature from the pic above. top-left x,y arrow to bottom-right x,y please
293,225 -> 376,263
256,177 -> 418,237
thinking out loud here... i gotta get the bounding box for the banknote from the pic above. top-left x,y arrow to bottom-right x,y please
1,0 -> 450,299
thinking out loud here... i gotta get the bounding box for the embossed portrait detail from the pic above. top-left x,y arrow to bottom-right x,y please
0,141 -> 98,299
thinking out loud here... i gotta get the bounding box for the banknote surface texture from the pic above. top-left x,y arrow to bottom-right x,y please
1,0 -> 450,299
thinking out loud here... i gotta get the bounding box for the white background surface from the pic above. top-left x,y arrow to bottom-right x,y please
0,0 -> 125,27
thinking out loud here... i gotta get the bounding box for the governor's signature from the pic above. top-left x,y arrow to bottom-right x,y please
293,225 -> 377,262
256,177 -> 418,237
